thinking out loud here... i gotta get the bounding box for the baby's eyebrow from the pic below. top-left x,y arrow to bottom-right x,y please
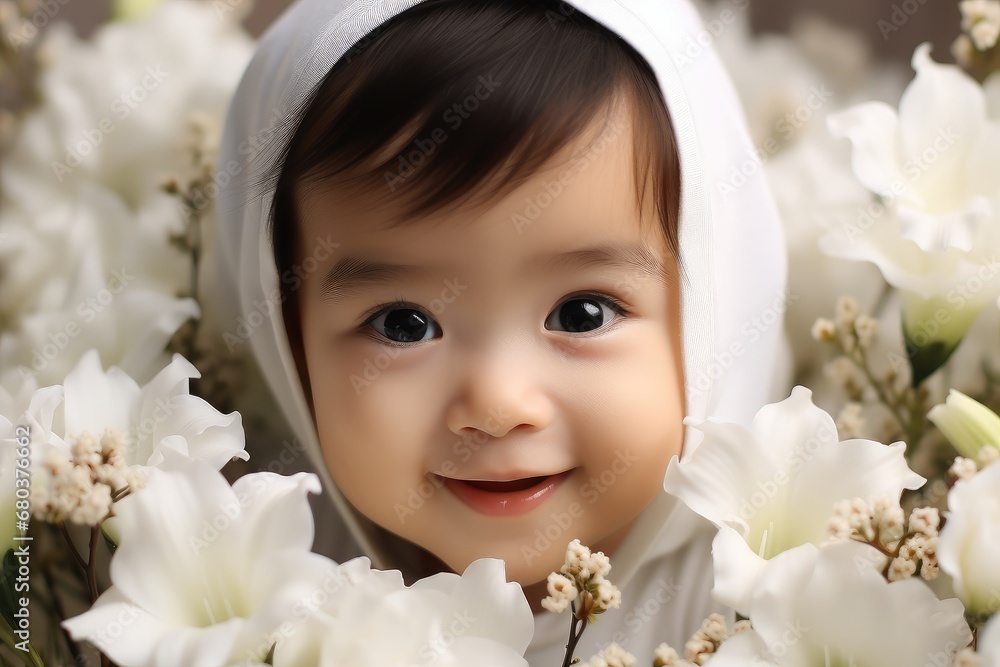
529,242 -> 671,290
319,256 -> 432,304
319,241 -> 671,304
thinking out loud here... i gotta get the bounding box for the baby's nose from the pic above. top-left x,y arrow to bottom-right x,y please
443,341 -> 554,438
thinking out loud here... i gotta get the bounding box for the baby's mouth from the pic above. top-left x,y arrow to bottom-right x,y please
461,476 -> 551,493
438,470 -> 574,517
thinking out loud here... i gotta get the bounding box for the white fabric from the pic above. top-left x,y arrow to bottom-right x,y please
215,0 -> 792,660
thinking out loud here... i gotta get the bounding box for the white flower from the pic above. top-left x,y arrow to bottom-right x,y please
0,182 -> 200,388
929,389 -> 1000,460
960,0 -> 1000,50
2,0 -> 252,205
21,348 -> 245,473
980,614 -> 1000,664
937,460 -> 1000,617
578,642 -> 636,667
271,557 -> 533,667
708,542 -> 971,667
664,385 -> 924,614
593,577 -> 621,612
0,0 -> 254,385
62,452 -> 331,666
951,456 -> 980,481
653,644 -> 683,666
821,44 -> 1000,382
763,132 -> 889,430
540,573 -> 577,614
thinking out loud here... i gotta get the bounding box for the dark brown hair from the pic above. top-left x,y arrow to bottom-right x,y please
269,0 -> 682,279
266,0 -> 682,578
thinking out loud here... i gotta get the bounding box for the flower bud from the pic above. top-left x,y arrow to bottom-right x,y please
928,389 -> 1000,460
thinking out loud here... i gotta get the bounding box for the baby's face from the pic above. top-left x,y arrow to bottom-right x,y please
293,104 -> 685,586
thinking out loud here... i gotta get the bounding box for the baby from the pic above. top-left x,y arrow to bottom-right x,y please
216,0 -> 792,662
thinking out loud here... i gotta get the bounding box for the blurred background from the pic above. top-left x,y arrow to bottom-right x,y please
38,0 -> 965,62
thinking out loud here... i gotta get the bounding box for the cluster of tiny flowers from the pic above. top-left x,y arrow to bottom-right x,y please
889,506 -> 941,582
541,539 -> 621,621
813,298 -> 908,441
960,0 -> 1000,50
812,297 -> 878,354
828,495 -> 940,582
32,430 -> 145,526
828,495 -> 905,546
578,642 -> 637,667
653,618 -> 751,666
950,456 -> 981,482
835,402 -> 866,439
812,296 -> 878,404
949,448 -> 1000,482
684,613 -> 732,665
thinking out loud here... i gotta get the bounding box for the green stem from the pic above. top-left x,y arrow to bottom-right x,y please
40,560 -> 84,665
87,527 -> 99,605
0,616 -> 45,667
58,523 -> 87,575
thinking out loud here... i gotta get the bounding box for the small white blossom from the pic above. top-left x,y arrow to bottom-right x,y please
589,550 -> 612,579
654,644 -> 684,666
562,539 -> 593,578
836,402 -> 866,439
854,314 -> 878,348
950,456 -> 980,481
579,642 -> 637,667
888,556 -> 918,582
593,577 -> 622,612
908,507 -> 941,536
810,318 -> 836,342
540,572 -> 577,614
685,613 -> 729,665
872,495 -> 906,545
960,0 -> 1000,49
835,296 -> 860,329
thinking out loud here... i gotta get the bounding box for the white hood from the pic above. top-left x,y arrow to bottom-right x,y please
215,0 -> 792,593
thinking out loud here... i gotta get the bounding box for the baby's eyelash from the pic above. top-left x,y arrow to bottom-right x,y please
578,292 -> 633,317
358,295 -> 413,326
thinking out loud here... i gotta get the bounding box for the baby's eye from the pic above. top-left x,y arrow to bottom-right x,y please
544,293 -> 629,334
365,303 -> 442,345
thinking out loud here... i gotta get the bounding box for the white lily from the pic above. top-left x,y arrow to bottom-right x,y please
272,557 -> 533,666
62,452 -> 332,666
664,385 -> 924,614
937,460 -> 1000,617
928,389 -> 1000,460
821,43 -> 1000,383
0,0 -> 254,385
21,348 -> 245,473
709,541 -> 972,666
